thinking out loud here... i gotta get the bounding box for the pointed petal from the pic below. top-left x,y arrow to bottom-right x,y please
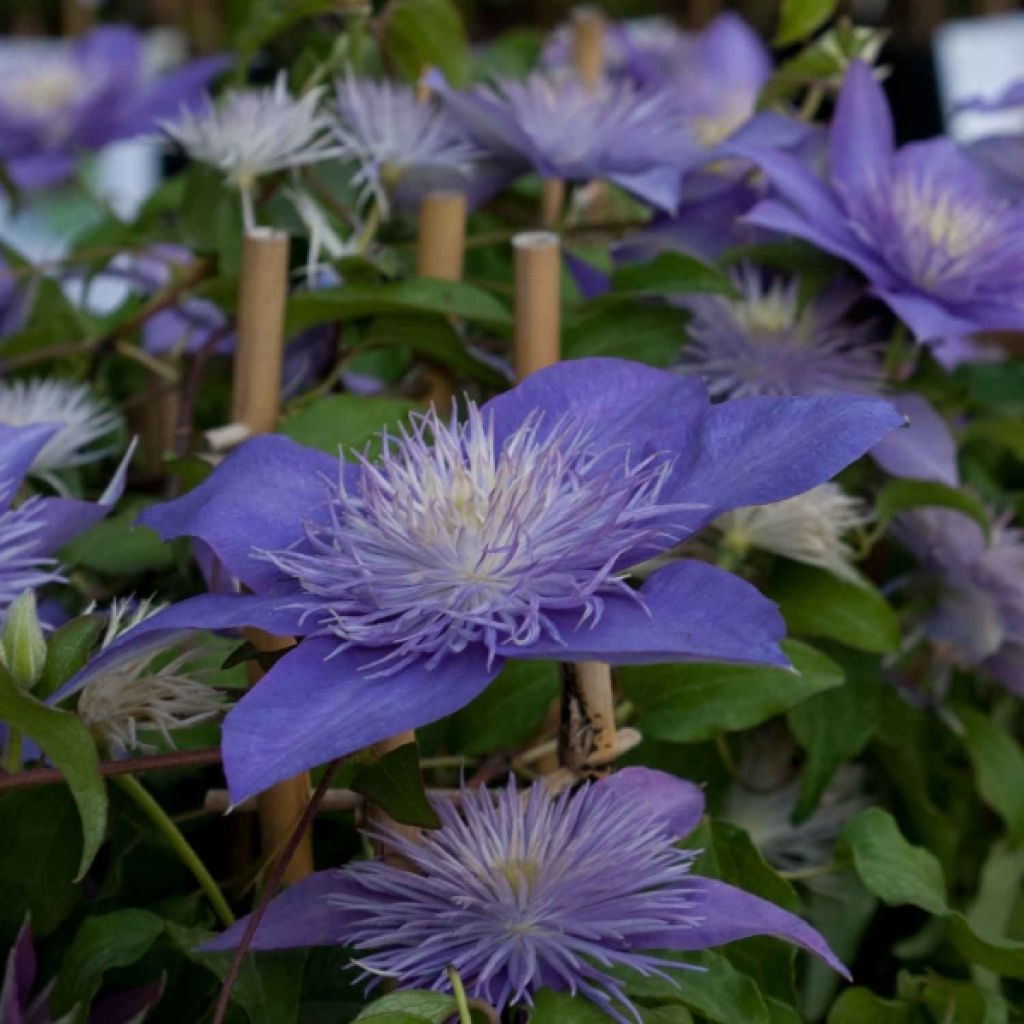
597,767 -> 705,839
0,424 -> 58,511
49,593 -> 308,704
871,393 -> 958,486
671,393 -> 903,522
498,560 -> 787,668
222,639 -> 502,802
829,61 -> 894,214
139,435 -> 341,593
30,440 -> 136,556
639,877 -> 850,977
481,357 -> 710,462
201,870 -> 363,952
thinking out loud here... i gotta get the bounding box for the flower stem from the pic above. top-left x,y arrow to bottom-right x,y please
4,729 -> 22,773
448,966 -> 473,1024
113,773 -> 235,928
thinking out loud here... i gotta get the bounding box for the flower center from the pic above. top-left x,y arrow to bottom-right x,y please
4,62 -> 84,118
257,405 -> 679,673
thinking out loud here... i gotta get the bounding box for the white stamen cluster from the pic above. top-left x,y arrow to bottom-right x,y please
716,483 -> 871,583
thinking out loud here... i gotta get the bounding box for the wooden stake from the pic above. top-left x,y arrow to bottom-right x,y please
513,231 -> 561,379
61,0 -> 93,35
232,230 -> 315,883
231,229 -> 289,435
540,178 -> 565,229
510,231 -> 619,777
416,191 -> 467,414
417,191 -> 467,283
571,7 -> 606,90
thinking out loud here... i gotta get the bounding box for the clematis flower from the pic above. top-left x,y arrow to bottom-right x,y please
76,597 -> 224,755
163,73 -> 339,229
59,359 -> 900,802
0,379 -> 121,489
1,917 -> 164,1023
204,768 -> 847,1022
732,60 -> 1024,345
678,265 -> 959,486
716,483 -> 871,584
331,73 -> 485,213
427,70 -> 694,212
894,507 -> 1024,696
0,423 -> 132,613
0,27 -> 225,191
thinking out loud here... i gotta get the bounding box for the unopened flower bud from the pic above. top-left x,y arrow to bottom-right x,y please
1,591 -> 47,691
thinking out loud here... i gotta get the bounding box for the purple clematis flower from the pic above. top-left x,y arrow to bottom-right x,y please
204,768 -> 847,1022
0,27 -> 226,191
732,60 -> 1024,345
0,423 -> 132,613
894,507 -> 1024,696
2,917 -> 164,1024
427,70 -> 694,212
60,359 -> 901,802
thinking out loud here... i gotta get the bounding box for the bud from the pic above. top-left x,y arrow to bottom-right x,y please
1,591 -> 47,691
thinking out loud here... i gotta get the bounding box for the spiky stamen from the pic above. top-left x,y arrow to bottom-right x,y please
257,404 -> 690,674
0,489 -> 64,611
332,777 -> 701,1023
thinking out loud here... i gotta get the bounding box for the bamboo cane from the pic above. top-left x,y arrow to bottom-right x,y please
571,7 -> 606,91
416,190 -> 467,414
540,178 -> 565,230
61,0 -> 93,35
511,230 -> 619,778
231,230 -> 315,884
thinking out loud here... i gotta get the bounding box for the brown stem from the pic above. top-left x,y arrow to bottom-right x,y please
211,758 -> 343,1024
173,323 -> 236,462
0,747 -> 222,793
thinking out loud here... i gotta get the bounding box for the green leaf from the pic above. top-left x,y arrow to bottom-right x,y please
350,743 -> 441,829
37,614 -> 105,699
954,704 -> 1024,844
563,304 -> 685,366
385,0 -> 470,86
0,788 -> 82,940
280,394 -> 419,457
0,669 -> 106,878
286,279 -> 512,335
352,989 -> 458,1022
945,914 -> 1024,979
622,950 -> 772,1024
962,416 -> 1024,460
169,922 -> 308,1024
875,479 -> 990,537
49,909 -> 165,1017
531,989 -> 616,1022
788,651 -> 882,817
827,988 -> 911,1024
61,499 -> 175,576
841,808 -> 948,916
610,252 -> 734,298
770,563 -> 900,654
619,640 -> 843,743
447,659 -> 559,755
361,315 -> 508,386
774,0 -> 837,46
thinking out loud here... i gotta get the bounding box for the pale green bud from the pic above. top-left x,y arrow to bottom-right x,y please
1,591 -> 47,691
